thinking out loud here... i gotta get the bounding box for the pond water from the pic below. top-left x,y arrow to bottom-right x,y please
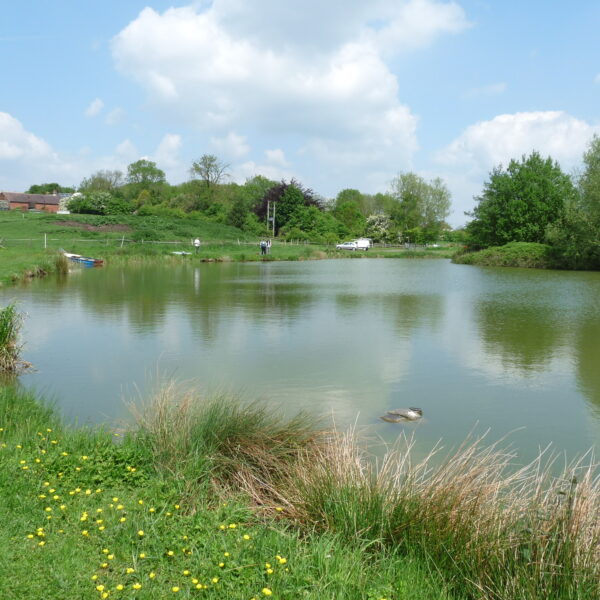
4,258 -> 600,464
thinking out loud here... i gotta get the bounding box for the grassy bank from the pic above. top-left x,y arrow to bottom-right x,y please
2,383 -> 599,599
0,211 -> 454,286
0,385 -> 454,600
452,242 -> 555,269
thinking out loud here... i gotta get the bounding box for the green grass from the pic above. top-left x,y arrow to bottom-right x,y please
452,242 -> 555,269
0,211 -> 456,286
3,382 -> 599,599
0,385 -> 457,600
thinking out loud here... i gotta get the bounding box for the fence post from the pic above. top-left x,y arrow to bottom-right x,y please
44,233 -> 47,249
121,235 -> 125,248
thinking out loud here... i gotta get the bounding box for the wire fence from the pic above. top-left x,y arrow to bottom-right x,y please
0,236 -> 432,251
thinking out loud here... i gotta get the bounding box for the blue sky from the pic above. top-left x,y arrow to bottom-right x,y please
2,0 -> 599,225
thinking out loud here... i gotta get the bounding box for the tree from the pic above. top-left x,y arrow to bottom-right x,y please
547,137 -> 600,269
467,152 -> 576,248
190,154 -> 229,188
27,183 -> 75,194
79,170 -> 124,192
126,160 -> 166,186
388,173 -> 451,242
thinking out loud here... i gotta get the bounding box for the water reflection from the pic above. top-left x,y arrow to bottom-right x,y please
3,259 -> 600,463
474,300 -> 565,373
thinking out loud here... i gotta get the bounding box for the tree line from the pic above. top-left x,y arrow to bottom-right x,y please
26,154 -> 452,245
466,136 -> 600,269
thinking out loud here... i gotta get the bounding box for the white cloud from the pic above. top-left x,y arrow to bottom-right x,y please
0,112 -> 54,161
110,1 -> 467,192
105,107 -> 126,125
210,131 -> 250,159
264,148 -> 289,167
85,98 -> 104,117
436,111 -> 598,173
153,133 -> 182,169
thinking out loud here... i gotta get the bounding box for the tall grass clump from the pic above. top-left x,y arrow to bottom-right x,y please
262,432 -> 600,600
132,381 -> 326,495
0,302 -> 28,373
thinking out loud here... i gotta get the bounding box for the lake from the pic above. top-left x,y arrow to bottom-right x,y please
4,258 -> 600,464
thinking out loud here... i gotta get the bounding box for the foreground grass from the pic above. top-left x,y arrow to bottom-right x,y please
3,382 -> 600,600
0,386 -> 455,600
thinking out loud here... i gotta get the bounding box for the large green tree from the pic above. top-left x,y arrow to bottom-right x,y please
26,183 -> 75,194
467,152 -> 576,248
547,137 -> 600,268
126,160 -> 166,186
388,173 -> 451,242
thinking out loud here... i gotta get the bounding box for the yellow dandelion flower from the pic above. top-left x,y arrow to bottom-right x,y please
85,489 -> 92,495
107,555 -> 114,560
116,584 -> 124,591
262,588 -> 273,596
275,507 -> 283,512
95,584 -> 105,592
98,526 -> 106,531
219,562 -> 224,568
102,549 -> 109,554
278,557 -> 287,565
243,534 -> 251,540
266,568 -> 274,575
137,530 -> 144,537
132,583 -> 141,590
119,517 -> 126,523
174,504 -> 180,509
149,507 -> 155,513
139,553 -> 146,559
211,577 -> 219,584
172,587 -> 180,593
223,552 -> 230,557
182,570 -> 190,576
91,575 -> 98,581
101,563 -> 108,569
149,572 -> 156,579
82,530 -> 89,536
192,578 -> 198,584
219,525 -> 226,530
112,497 -> 119,502
138,500 -> 144,505
167,550 -> 174,556
126,567 -> 135,574
228,523 -> 237,529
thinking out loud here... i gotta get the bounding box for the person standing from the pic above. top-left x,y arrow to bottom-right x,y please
266,239 -> 272,254
260,240 -> 267,255
193,238 -> 201,253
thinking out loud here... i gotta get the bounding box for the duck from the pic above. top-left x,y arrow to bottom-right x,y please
380,407 -> 423,423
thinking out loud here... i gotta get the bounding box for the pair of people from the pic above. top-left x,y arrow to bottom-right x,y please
260,239 -> 271,255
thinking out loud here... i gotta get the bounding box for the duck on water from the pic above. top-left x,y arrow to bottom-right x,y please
380,407 -> 423,423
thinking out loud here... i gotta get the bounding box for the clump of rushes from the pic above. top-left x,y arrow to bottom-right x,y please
132,381 -> 326,493
265,432 -> 600,600
0,303 -> 30,373
54,252 -> 69,276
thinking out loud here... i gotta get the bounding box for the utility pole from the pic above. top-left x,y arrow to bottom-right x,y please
272,202 -> 276,237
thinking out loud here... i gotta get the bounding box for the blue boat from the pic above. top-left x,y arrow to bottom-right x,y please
63,251 -> 104,267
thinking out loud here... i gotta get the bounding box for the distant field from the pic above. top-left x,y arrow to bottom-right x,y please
0,210 -> 455,286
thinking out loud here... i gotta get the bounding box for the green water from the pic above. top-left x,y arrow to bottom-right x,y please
4,258 -> 600,463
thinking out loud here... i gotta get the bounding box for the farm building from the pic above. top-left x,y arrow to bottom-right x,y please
0,192 -> 60,213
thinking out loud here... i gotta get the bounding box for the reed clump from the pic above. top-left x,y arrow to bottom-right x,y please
132,382 -> 326,492
0,303 -> 29,373
259,433 -> 600,600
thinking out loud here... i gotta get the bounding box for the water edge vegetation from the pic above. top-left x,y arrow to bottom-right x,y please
1,383 -> 599,600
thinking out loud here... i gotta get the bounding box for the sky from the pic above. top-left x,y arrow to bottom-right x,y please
1,0 -> 599,226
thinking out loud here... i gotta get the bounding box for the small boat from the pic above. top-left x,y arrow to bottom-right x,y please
62,251 -> 104,267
